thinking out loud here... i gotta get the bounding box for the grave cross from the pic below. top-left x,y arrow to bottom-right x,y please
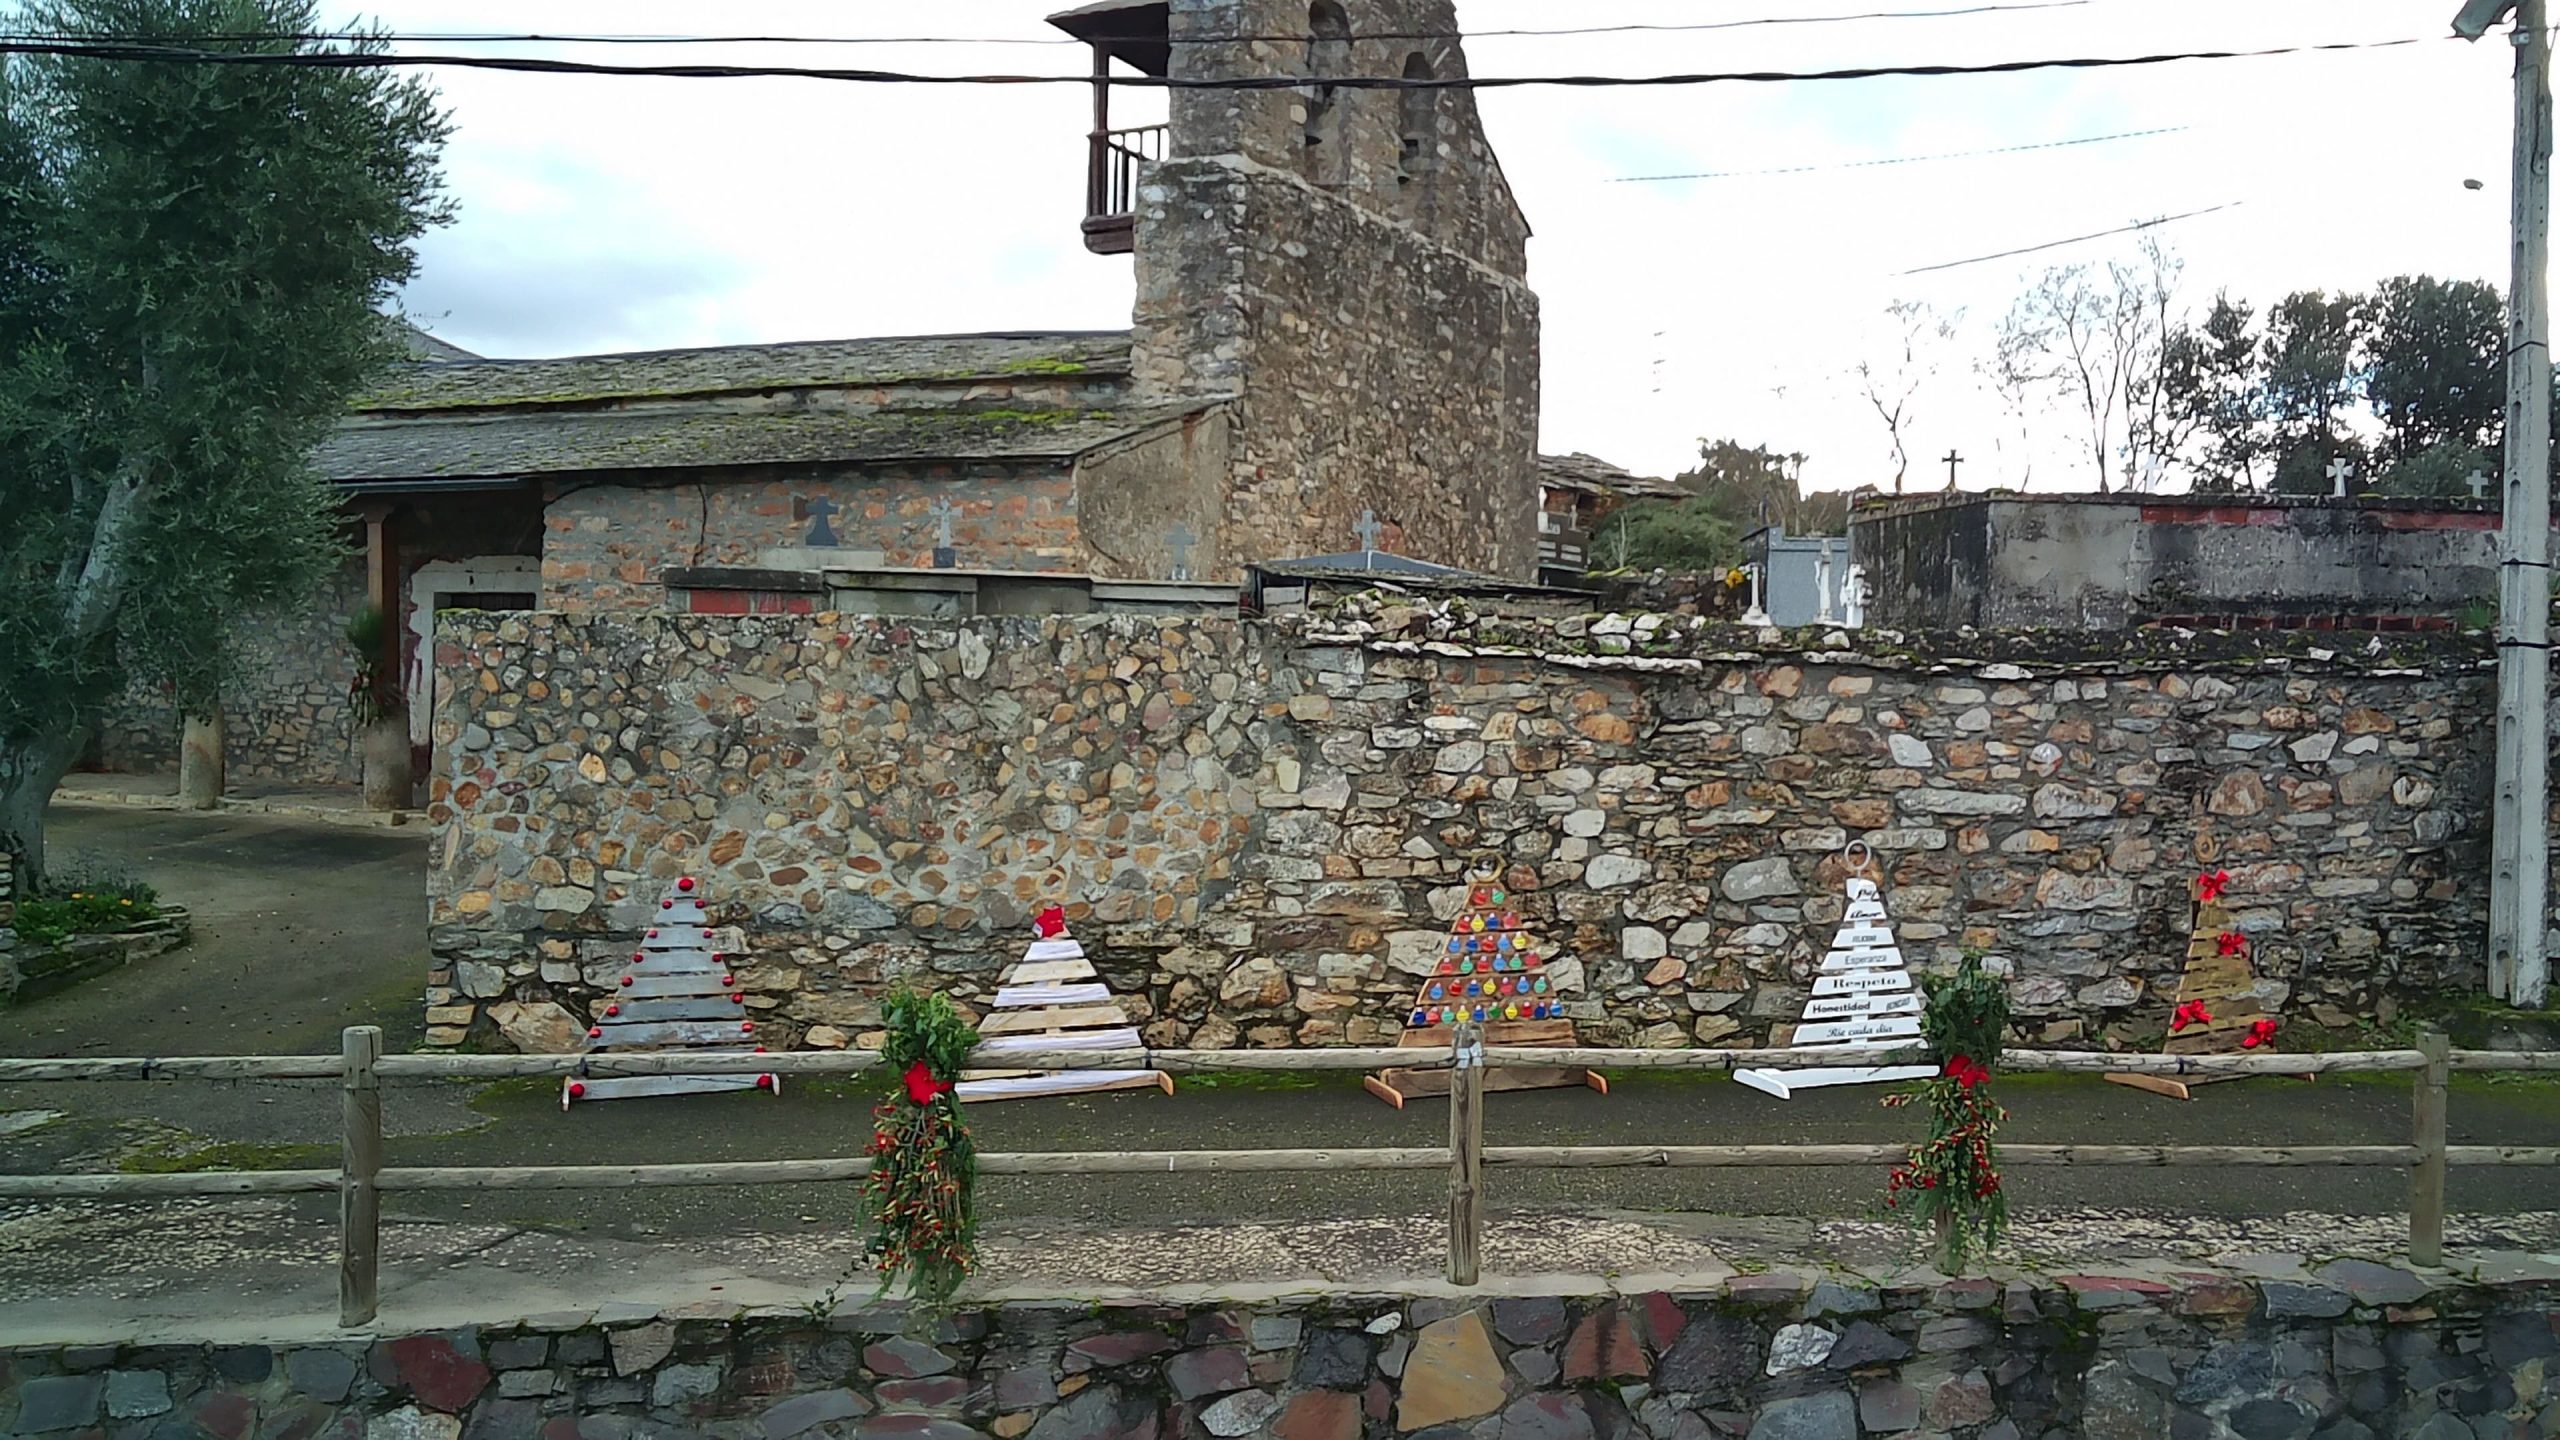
1943,449 -> 1963,489
2470,469 -> 2492,501
1353,509 -> 1384,550
795,495 -> 840,547
2327,456 -> 2356,498
929,498 -> 959,548
1166,523 -> 1198,582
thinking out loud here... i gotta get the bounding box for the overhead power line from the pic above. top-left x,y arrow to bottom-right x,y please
1613,124 -> 2187,182
0,33 -> 2448,89
0,3 -> 2099,50
1895,201 -> 2241,275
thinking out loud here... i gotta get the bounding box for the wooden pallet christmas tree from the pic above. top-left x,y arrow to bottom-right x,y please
956,906 -> 1173,1103
1736,852 -> 1937,1099
1364,864 -> 1606,1108
2107,864 -> 2286,1101
562,876 -> 776,1108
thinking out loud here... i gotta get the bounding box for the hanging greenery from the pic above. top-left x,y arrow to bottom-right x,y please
344,604 -> 403,727
1883,949 -> 2012,1273
862,989 -> 981,1304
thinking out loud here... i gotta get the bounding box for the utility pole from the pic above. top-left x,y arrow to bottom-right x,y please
2461,0 -> 2553,1007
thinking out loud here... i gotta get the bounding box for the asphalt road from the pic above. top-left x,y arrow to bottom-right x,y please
7,804 -> 2560,1245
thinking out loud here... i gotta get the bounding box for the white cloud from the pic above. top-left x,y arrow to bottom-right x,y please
375,0 -> 2516,497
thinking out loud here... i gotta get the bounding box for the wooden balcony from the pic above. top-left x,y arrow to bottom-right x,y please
1083,123 -> 1167,255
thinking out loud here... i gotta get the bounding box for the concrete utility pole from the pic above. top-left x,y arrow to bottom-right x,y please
2460,0 -> 2553,1006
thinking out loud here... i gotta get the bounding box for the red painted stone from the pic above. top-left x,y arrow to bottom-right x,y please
1634,1292 -> 1686,1355
1562,1305 -> 1646,1382
382,1333 -> 491,1411
194,1390 -> 255,1440
1275,1390 -> 1361,1440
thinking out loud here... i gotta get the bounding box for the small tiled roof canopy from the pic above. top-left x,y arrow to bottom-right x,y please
1537,452 -> 1688,501
315,331 -> 1209,484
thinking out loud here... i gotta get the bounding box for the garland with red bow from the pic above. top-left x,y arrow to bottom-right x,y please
863,989 -> 980,1304
1883,950 -> 2011,1273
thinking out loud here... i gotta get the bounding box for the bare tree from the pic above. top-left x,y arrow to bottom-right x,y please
1852,300 -> 1960,495
1993,240 -> 2181,493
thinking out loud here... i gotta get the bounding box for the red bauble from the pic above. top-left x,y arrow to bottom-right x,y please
720,974 -> 735,986
568,1082 -> 586,1098
631,953 -> 643,963
620,976 -> 634,987
755,1075 -> 774,1090
646,928 -> 659,939
605,1004 -> 621,1017
678,876 -> 695,892
732,993 -> 745,1004
587,1026 -> 602,1039
753,1045 -> 767,1053
661,899 -> 672,909
741,1021 -> 755,1033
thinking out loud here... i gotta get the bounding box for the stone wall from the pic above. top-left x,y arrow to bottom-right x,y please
0,841 -> 16,1001
96,557 -> 370,786
1852,493 -> 2505,631
424,609 -> 2499,1053
7,1267 -> 2559,1438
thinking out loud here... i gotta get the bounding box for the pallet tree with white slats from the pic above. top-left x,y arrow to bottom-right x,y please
562,875 -> 777,1108
1735,848 -> 1936,1100
956,905 -> 1172,1102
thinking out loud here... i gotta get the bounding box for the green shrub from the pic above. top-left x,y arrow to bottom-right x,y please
17,856 -> 159,948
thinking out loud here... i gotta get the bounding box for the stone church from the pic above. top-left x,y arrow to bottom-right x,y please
99,0 -> 1542,790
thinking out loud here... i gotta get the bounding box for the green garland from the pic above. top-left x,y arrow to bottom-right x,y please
1883,950 -> 2012,1273
863,990 -> 980,1304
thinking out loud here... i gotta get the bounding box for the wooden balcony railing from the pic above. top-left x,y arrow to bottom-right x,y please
1083,123 -> 1167,255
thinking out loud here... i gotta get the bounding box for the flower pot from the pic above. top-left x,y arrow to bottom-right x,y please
361,714 -> 412,811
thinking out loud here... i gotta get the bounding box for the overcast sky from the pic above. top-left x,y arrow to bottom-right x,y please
381,0 -> 2514,497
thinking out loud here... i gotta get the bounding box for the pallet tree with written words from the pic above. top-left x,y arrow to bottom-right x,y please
2106,859 -> 2286,1101
562,875 -> 776,1108
1735,845 -> 1937,1099
1365,861 -> 1606,1107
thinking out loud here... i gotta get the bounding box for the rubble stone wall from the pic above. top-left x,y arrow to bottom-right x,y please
5,1267 -> 2556,1439
424,609 -> 2498,1054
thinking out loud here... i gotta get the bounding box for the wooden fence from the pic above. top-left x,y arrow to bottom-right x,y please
1,1028 -> 2554,1327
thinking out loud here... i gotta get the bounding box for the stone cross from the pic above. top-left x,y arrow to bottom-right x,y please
2470,469 -> 2491,501
795,495 -> 840,548
1353,509 -> 1384,550
2327,456 -> 2356,498
1166,523 -> 1197,582
1942,449 -> 1963,489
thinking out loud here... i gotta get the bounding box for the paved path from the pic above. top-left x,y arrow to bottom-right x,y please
7,806 -> 2560,1273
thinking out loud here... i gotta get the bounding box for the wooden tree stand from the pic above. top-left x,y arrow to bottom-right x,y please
2107,866 -> 2301,1101
1363,1018 -> 1606,1107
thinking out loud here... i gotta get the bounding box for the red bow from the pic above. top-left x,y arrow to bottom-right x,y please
2241,1018 -> 2280,1050
2217,931 -> 2248,957
2197,870 -> 2232,903
1942,1055 -> 1990,1091
903,1061 -> 954,1106
1033,905 -> 1067,939
2171,1000 -> 2215,1033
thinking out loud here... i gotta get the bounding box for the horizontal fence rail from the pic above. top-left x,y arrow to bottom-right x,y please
0,1028 -> 2549,1326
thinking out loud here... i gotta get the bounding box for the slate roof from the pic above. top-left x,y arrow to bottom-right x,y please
318,400 -> 1212,483
1538,451 -> 1687,501
397,323 -> 481,364
356,330 -> 1133,413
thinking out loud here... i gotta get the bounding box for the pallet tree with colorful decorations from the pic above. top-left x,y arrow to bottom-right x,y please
956,905 -> 1173,1102
1364,860 -> 1607,1107
2106,860 -> 2286,1101
1735,847 -> 1937,1099
562,876 -> 777,1108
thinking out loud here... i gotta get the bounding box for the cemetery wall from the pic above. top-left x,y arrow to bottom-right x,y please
5,1266 -> 2557,1438
422,607 -> 2502,1054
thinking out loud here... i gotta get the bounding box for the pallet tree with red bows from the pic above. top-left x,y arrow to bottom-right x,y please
2105,864 -> 2284,1101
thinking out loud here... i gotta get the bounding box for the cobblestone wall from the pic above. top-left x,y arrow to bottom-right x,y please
6,1266 -> 2556,1438
424,608 -> 2499,1054
0,841 -> 17,1000
96,557 -> 368,785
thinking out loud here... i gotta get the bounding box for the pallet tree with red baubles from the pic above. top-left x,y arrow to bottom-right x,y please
956,905 -> 1172,1102
1365,859 -> 1607,1107
562,876 -> 776,1108
2107,855 -> 2286,1101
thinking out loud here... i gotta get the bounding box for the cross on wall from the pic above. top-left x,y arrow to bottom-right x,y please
2327,457 -> 2356,498
1354,509 -> 1384,550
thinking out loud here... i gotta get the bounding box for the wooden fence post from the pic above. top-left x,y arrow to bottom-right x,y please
2411,1027 -> 2451,1269
1446,1023 -> 1484,1286
340,1025 -> 383,1327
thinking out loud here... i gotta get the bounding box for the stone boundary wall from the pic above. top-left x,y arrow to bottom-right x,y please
0,842 -> 16,1001
5,1266 -> 2558,1438
425,609 -> 2499,1053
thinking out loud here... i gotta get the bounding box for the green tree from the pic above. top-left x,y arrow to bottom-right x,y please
2366,274 -> 2504,466
1592,496 -> 1743,573
2257,290 -> 2368,495
1678,439 -> 1849,535
2147,294 -> 2264,492
0,0 -> 451,880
